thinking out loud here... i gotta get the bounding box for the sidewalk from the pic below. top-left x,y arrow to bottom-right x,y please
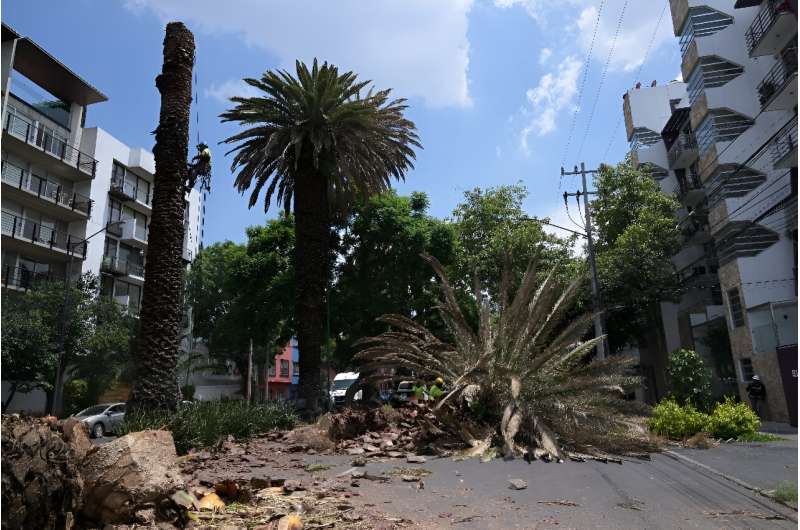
673,435 -> 798,492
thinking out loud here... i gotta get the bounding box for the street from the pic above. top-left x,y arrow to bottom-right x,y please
183,434 -> 798,529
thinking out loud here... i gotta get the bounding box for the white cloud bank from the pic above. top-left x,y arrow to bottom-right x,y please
126,0 -> 474,108
519,56 -> 581,151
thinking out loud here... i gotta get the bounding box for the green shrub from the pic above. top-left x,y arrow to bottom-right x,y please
705,397 -> 760,440
63,379 -> 91,416
118,400 -> 297,454
648,398 -> 708,439
667,348 -> 712,410
773,482 -> 798,507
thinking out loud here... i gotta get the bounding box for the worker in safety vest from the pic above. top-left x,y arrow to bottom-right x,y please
428,377 -> 445,401
188,142 -> 212,189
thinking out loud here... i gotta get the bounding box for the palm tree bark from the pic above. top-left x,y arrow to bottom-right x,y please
294,167 -> 329,412
129,22 -> 195,412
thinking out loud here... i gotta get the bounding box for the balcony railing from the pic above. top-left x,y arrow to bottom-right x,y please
1,160 -> 93,216
1,264 -> 61,290
1,211 -> 87,258
758,46 -> 798,108
771,120 -> 797,167
101,255 -> 144,278
745,0 -> 795,55
667,132 -> 699,169
3,112 -> 97,178
109,176 -> 137,201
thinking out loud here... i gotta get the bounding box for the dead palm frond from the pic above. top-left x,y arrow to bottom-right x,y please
356,254 -> 652,458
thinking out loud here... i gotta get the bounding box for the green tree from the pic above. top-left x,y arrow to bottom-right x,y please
186,215 -> 295,375
221,60 -> 421,410
1,275 -> 134,413
330,190 -> 456,367
593,160 -> 682,350
451,184 -> 579,297
667,348 -> 713,410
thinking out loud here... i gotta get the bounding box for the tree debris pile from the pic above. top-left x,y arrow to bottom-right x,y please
1,415 -> 88,530
355,255 -> 662,462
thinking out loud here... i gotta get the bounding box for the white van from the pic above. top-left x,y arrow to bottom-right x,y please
330,372 -> 362,406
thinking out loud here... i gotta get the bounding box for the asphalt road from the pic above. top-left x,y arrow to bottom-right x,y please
303,451 -> 797,529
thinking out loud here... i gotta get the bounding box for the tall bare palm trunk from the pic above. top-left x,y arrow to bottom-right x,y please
294,168 -> 328,412
129,22 -> 195,412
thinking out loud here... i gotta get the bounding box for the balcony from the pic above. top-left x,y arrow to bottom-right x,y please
771,120 -> 797,169
109,176 -> 136,202
1,264 -> 60,291
1,160 -> 92,220
1,211 -> 87,259
120,218 -> 148,248
676,169 -> 705,207
668,132 -> 699,169
679,211 -> 711,246
758,47 -> 798,112
101,255 -> 144,279
679,258 -> 719,291
745,0 -> 797,57
3,112 -> 97,178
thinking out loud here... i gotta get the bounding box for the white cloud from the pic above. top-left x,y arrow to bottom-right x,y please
126,0 -> 474,108
205,79 -> 261,104
493,0 -> 582,24
519,56 -> 582,152
538,48 -> 552,65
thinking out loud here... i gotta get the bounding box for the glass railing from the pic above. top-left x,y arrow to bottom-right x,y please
668,132 -> 699,168
101,255 -> 144,277
1,211 -> 87,257
1,264 -> 60,290
110,176 -> 137,200
1,160 -> 92,216
3,112 -> 97,177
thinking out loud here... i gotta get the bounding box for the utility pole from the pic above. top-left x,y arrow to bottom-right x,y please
562,163 -> 608,360
246,338 -> 253,402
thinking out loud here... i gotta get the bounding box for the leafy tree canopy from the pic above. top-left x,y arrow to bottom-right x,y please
186,214 -> 295,371
593,160 -> 682,348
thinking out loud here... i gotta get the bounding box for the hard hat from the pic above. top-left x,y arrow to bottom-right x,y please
197,142 -> 209,150
435,377 -> 444,386
752,374 -> 760,381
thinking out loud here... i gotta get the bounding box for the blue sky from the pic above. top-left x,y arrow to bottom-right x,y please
4,0 -> 682,245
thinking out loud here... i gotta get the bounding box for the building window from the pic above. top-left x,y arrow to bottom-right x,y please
269,365 -> 276,377
696,110 -> 754,158
280,359 -> 289,377
739,358 -> 754,382
728,288 -> 745,328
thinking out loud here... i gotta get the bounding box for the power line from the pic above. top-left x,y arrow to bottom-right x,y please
601,0 -> 668,162
560,0 -> 606,187
576,0 -> 629,160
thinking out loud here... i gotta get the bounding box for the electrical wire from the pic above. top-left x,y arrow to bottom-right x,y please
560,0 -> 606,187
576,0 -> 629,160
601,0 -> 668,162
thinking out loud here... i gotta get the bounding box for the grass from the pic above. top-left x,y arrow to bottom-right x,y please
736,432 -> 786,442
772,482 -> 797,507
118,400 -> 297,454
305,463 -> 336,473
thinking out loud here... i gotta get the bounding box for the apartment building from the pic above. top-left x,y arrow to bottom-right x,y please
624,1 -> 797,423
1,23 -> 204,317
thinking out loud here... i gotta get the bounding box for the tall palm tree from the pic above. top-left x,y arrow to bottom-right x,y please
221,60 -> 421,410
129,22 -> 195,412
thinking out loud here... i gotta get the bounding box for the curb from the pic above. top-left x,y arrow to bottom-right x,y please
664,450 -> 798,521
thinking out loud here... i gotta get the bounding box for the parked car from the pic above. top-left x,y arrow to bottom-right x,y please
73,402 -> 126,438
392,381 -> 417,405
329,372 -> 362,407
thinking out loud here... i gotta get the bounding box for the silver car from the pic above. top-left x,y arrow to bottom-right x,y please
74,402 -> 126,438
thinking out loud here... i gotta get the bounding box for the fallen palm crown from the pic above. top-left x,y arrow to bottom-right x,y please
355,254 -> 657,460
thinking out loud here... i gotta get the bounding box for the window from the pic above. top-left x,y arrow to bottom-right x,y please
280,359 -> 290,377
112,162 -> 151,205
696,110 -> 754,158
739,358 -> 754,382
269,365 -> 276,377
122,206 -> 148,240
728,288 -> 745,328
108,404 -> 126,414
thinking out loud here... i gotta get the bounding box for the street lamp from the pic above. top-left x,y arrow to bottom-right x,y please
50,220 -> 127,416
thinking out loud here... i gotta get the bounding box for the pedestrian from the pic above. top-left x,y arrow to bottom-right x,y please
746,374 -> 766,418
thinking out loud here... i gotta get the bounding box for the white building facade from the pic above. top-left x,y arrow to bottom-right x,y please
1,24 -> 205,412
624,0 -> 797,423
